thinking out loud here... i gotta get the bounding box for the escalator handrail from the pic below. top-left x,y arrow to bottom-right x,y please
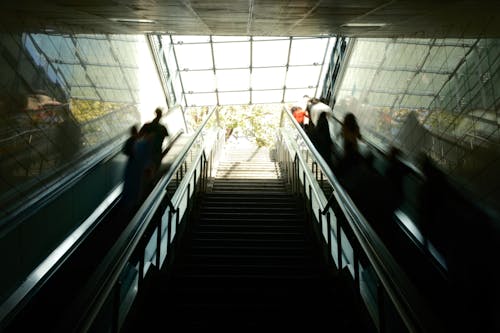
0,185 -> 123,329
0,135 -> 125,235
280,106 -> 444,333
159,106 -> 218,186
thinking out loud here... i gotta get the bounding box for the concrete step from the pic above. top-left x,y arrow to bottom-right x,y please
191,230 -> 306,240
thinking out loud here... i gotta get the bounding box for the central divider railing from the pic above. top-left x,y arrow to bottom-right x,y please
57,105 -> 225,333
275,106 -> 444,333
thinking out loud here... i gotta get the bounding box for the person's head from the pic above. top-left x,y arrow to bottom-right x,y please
154,107 -> 163,121
130,125 -> 138,136
291,106 -> 298,113
388,146 -> 401,161
310,98 -> 320,105
307,97 -> 321,111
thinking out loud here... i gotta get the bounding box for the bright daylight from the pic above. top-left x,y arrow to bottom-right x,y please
156,35 -> 335,146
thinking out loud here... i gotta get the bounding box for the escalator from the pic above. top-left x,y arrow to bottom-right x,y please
124,144 -> 373,331
0,131 -> 188,333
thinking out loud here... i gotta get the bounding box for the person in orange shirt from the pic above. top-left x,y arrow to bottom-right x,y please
291,106 -> 309,128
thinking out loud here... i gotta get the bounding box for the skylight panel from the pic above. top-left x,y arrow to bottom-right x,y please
111,39 -> 141,66
213,42 -> 250,68
252,90 -> 283,104
253,36 -> 290,41
351,40 -> 386,66
180,70 -> 216,93
252,39 -> 290,67
71,86 -> 99,100
219,91 -> 250,105
212,36 -> 250,42
252,68 -> 286,89
284,88 -> 316,103
286,66 -> 321,88
172,35 -> 211,43
217,69 -> 250,91
174,43 -> 213,70
289,38 -> 329,65
185,92 -> 217,106
154,35 -> 333,106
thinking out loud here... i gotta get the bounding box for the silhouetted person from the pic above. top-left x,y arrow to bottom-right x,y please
123,125 -> 138,157
121,125 -> 154,215
335,112 -> 363,174
306,98 -> 334,166
56,105 -> 81,163
140,107 -> 169,175
333,113 -> 393,237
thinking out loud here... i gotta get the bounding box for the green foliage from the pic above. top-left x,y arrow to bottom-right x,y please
185,104 -> 282,147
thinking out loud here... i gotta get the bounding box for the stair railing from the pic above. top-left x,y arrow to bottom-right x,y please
276,106 -> 444,333
54,105 -> 225,333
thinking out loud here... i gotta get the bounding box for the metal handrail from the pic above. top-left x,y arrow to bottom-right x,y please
0,135 -> 124,233
279,106 -> 444,332
0,185 -> 123,330
159,106 -> 218,187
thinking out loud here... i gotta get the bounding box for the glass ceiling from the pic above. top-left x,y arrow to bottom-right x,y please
156,35 -> 335,107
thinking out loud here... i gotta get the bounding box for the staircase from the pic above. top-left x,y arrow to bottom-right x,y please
126,143 -> 370,331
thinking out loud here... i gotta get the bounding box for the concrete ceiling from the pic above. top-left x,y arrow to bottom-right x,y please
0,0 -> 499,38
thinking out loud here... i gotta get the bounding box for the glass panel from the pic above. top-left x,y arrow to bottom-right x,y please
350,39 -> 386,67
86,65 -> 128,89
216,69 -> 250,91
0,32 -> 166,223
252,39 -> 290,67
180,70 -> 216,93
284,88 -> 316,104
58,64 -> 91,86
185,93 -> 217,106
173,43 -> 213,70
212,36 -> 250,42
253,36 -> 290,41
219,91 -> 250,105
332,37 -> 500,206
252,67 -> 286,89
252,90 -> 283,104
155,36 -> 334,107
213,41 -> 250,69
71,86 -> 99,99
173,76 -> 184,103
286,66 -> 321,88
75,38 -> 113,65
171,35 -> 211,43
30,34 -> 60,60
122,68 -> 140,87
110,38 -> 144,67
317,37 -> 335,89
289,38 -> 329,65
